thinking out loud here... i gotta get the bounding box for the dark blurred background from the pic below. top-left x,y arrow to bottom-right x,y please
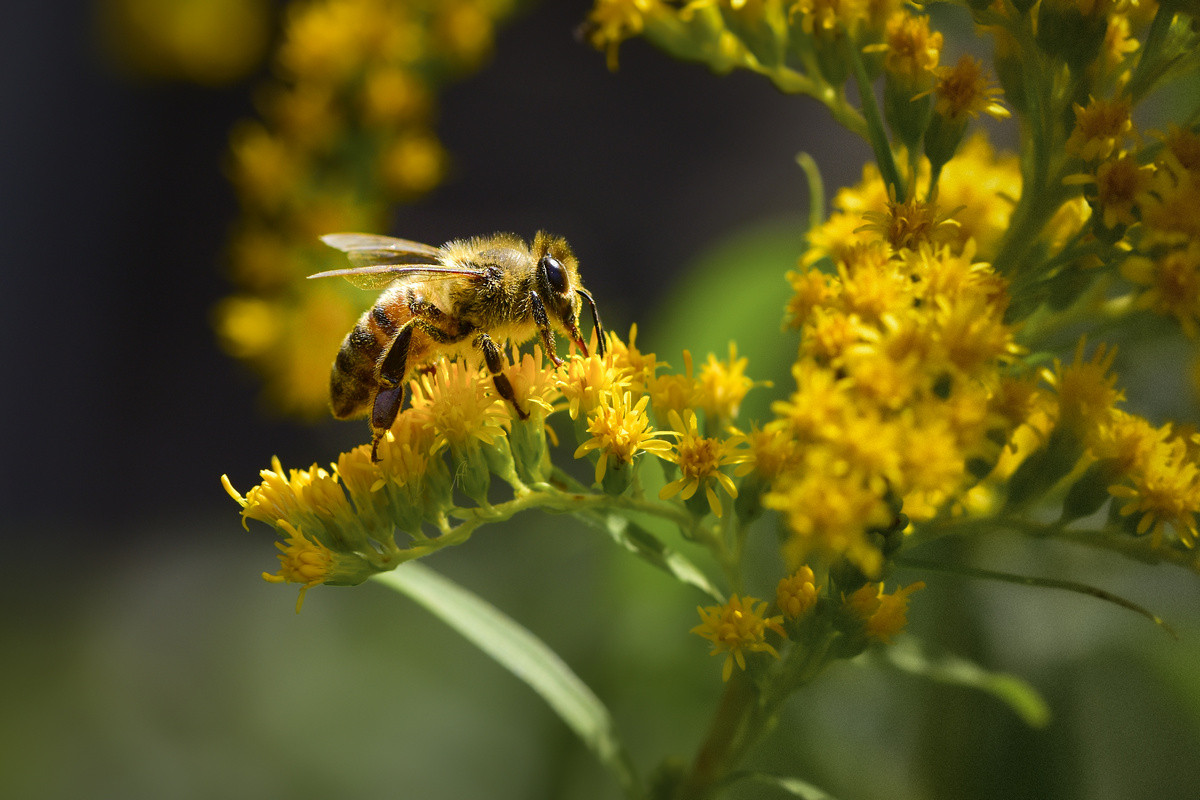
3,2 -> 1199,799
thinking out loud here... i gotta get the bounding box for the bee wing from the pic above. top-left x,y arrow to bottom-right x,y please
313,232 -> 474,289
308,263 -> 484,290
320,232 -> 444,265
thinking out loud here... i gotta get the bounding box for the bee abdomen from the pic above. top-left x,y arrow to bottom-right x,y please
329,313 -> 385,419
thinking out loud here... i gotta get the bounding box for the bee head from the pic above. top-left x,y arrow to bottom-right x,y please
532,232 -> 606,357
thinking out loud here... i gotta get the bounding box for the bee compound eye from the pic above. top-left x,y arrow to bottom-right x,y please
540,254 -> 567,294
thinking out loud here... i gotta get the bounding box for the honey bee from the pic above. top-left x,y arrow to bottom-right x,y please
311,231 -> 606,461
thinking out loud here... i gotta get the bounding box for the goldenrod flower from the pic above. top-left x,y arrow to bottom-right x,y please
857,194 -> 960,254
691,595 -> 786,681
1160,124 -> 1200,177
1138,149 -> 1200,248
766,455 -> 894,575
789,0 -> 869,38
1120,241 -> 1200,337
502,347 -> 564,419
1092,152 -> 1154,229
586,0 -> 665,69
1108,428 -> 1200,547
1041,340 -> 1123,432
697,342 -> 762,424
933,136 -> 1022,260
408,360 -> 510,457
874,12 -> 942,88
607,324 -> 663,395
100,0 -> 271,84
929,55 -> 1009,122
776,567 -> 819,618
658,409 -> 748,518
732,424 -> 801,480
262,520 -> 335,613
845,581 -> 925,642
1066,96 -> 1134,162
574,391 -> 672,484
559,352 -> 634,422
649,350 -> 701,423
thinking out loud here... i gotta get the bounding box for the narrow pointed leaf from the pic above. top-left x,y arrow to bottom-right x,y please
580,510 -> 725,601
878,638 -> 1051,728
372,565 -> 640,796
728,771 -> 843,800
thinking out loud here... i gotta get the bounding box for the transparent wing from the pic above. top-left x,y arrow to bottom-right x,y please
307,263 -> 484,290
314,232 -> 478,289
320,232 -> 444,266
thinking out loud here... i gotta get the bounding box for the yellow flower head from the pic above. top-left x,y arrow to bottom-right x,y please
1092,152 -> 1154,229
1066,96 -> 1134,162
846,580 -> 925,642
658,409 -> 748,518
776,566 -> 820,618
691,594 -> 786,681
876,12 -> 942,88
1041,339 -> 1123,432
858,194 -> 961,254
697,342 -> 763,424
502,346 -> 563,419
930,55 -> 1009,122
765,453 -> 894,575
732,424 -> 801,480
606,323 -> 663,396
407,359 -> 509,457
1161,124 -> 1200,177
790,0 -> 869,38
262,520 -> 335,613
1138,163 -> 1200,248
649,350 -> 701,422
1109,428 -> 1200,547
559,351 -> 634,421
585,0 -> 663,69
574,391 -> 672,484
786,262 -> 839,328
1120,241 -> 1200,337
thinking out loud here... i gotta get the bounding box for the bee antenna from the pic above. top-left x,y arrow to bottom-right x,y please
577,289 -> 606,357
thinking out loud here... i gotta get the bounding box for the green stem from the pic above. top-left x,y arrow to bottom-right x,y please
1127,3 -> 1176,103
843,37 -> 905,199
675,675 -> 761,800
895,555 -> 1178,638
905,515 -> 1200,573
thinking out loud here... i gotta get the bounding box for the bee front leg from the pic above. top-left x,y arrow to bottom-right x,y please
370,322 -> 415,462
476,333 -> 528,420
528,292 -> 564,366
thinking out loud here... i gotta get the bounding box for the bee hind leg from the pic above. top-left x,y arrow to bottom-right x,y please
369,323 -> 416,462
476,333 -> 528,420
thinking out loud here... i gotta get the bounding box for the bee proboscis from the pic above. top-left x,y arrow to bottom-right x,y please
310,231 -> 606,461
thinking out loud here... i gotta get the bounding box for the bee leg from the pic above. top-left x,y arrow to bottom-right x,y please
528,292 -> 565,366
370,322 -> 416,462
476,333 -> 528,420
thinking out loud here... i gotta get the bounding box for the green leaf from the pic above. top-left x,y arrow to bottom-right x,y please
372,565 -> 641,796
727,771 -> 843,800
580,510 -> 725,602
877,637 -> 1052,728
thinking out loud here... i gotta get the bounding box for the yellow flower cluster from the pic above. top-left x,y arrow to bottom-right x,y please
691,594 -> 786,681
768,139 -> 1024,575
225,331 -> 768,608
215,0 -> 518,416
99,0 -> 271,84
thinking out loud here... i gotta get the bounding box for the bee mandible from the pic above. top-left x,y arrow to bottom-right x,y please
310,231 -> 606,461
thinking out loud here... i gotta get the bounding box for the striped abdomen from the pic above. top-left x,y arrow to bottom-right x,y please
329,288 -> 416,419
